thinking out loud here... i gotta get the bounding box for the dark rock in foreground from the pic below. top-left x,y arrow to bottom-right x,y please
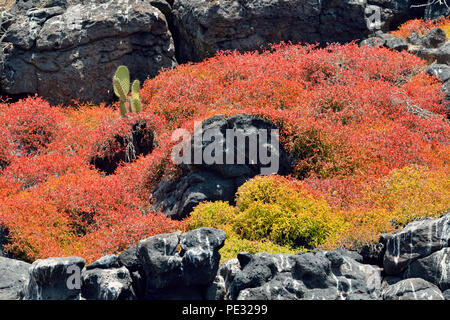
0,257 -> 30,300
383,213 -> 450,275
381,278 -> 444,300
226,249 -> 382,300
81,266 -> 136,300
404,247 -> 450,291
136,227 -> 226,299
24,256 -> 86,300
1,213 -> 449,300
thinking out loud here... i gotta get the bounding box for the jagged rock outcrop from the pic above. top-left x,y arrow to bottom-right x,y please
172,0 -> 440,62
428,64 -> 450,83
1,0 -> 446,104
24,256 -> 86,300
404,247 -> 450,291
1,213 -> 450,300
173,0 -> 368,62
0,257 -> 30,300
136,227 -> 226,299
383,213 -> 450,275
224,249 -> 382,300
444,289 -> 450,300
1,0 -> 176,105
81,266 -> 136,300
381,278 -> 445,300
152,114 -> 292,220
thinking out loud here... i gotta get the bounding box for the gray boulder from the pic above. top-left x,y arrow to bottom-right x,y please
381,275 -> 403,291
436,42 -> 450,65
360,36 -> 386,47
383,213 -> 450,275
412,41 -> 450,65
205,258 -> 241,300
384,35 -> 409,51
404,247 -> 450,291
427,64 -> 450,83
382,278 -> 444,300
152,171 -> 237,220
85,254 -> 120,270
421,27 -> 447,49
24,256 -> 86,300
359,241 -> 385,267
0,257 -> 30,300
137,231 -> 183,292
407,31 -> 423,46
152,114 -> 292,220
363,32 -> 410,52
228,249 -> 382,300
1,0 -> 176,105
118,245 -> 146,299
136,228 -> 226,299
81,266 -> 136,300
180,228 -> 227,286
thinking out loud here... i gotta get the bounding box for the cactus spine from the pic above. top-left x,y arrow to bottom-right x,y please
113,66 -> 142,117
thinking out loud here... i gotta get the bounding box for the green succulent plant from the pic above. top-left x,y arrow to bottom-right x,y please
113,66 -> 142,117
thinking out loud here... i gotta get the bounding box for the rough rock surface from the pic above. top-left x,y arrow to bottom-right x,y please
173,0 -> 374,62
359,240 -> 386,267
136,227 -> 226,299
361,27 -> 449,66
81,266 -> 136,300
427,64 -> 450,83
404,247 -> 450,291
205,258 -> 241,300
381,278 -> 444,300
24,256 -> 86,300
152,114 -> 292,220
85,254 -> 120,270
0,257 -> 30,300
118,245 -> 146,299
383,213 -> 450,275
7,215 -> 450,300
422,27 -> 447,49
227,249 -> 382,300
1,0 -> 176,105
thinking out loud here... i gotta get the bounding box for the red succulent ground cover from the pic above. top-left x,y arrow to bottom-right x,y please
0,41 -> 449,262
390,16 -> 450,39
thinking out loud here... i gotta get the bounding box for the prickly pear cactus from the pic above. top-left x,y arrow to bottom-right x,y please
131,80 -> 142,114
113,66 -> 142,117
